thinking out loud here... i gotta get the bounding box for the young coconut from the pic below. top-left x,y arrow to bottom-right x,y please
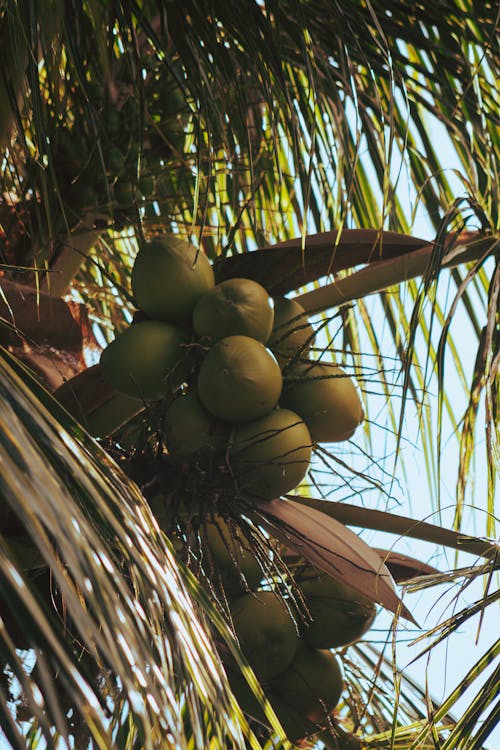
131,236 -> 215,322
100,321 -> 187,400
163,391 -> 228,457
228,674 -> 322,743
268,297 -> 315,366
230,408 -> 312,499
297,565 -> 377,649
271,643 -> 344,725
268,695 -> 324,743
230,590 -> 298,681
193,278 -> 274,343
197,335 -> 282,423
227,671 -> 268,725
201,518 -> 263,596
281,361 -> 364,443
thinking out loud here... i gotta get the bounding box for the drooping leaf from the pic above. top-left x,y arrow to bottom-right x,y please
248,497 -> 415,623
296,233 -> 496,314
0,347 -> 260,750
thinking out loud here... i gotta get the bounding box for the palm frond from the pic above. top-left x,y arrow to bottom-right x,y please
0,348 -> 259,750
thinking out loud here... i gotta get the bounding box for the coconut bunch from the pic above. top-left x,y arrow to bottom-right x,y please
164,517 -> 375,744
223,557 -> 377,744
97,234 -> 374,743
100,234 -> 364,504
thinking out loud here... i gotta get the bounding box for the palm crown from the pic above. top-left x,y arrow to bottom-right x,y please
0,2 -> 498,749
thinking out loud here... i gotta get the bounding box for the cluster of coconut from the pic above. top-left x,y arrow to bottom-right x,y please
186,516 -> 376,742
99,235 -> 368,741
100,234 -> 364,502
165,514 -> 376,742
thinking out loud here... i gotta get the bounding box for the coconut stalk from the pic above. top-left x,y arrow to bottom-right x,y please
0,279 -> 85,353
54,364 -> 144,437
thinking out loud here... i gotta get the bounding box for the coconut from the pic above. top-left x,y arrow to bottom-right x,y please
193,278 -> 274,343
228,673 -> 322,742
230,408 -> 312,499
202,519 -> 263,596
281,361 -> 364,443
267,694 -> 323,742
197,335 -> 282,423
297,565 -> 377,649
100,321 -> 187,400
268,297 -> 315,365
163,391 -> 227,457
227,672 -> 267,725
131,236 -> 215,322
271,643 -> 343,724
230,591 -> 298,681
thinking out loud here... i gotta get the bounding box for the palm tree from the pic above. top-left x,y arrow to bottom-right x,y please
0,1 -> 498,748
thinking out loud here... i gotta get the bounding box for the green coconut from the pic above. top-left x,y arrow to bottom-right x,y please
230,408 -> 312,499
228,674 -> 321,742
268,297 -> 315,365
85,392 -> 144,438
297,566 -> 377,649
100,321 -> 187,400
271,643 -> 344,724
228,672 -> 268,724
193,277 -> 274,343
281,361 -> 364,443
131,236 -> 215,322
230,591 -> 298,681
202,519 -> 263,596
197,335 -> 282,423
163,391 -> 227,457
268,694 -> 324,742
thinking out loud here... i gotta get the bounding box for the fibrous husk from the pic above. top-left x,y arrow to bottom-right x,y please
230,408 -> 312,499
193,277 -> 274,343
100,321 -> 187,400
197,335 -> 282,423
131,236 -> 215,322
